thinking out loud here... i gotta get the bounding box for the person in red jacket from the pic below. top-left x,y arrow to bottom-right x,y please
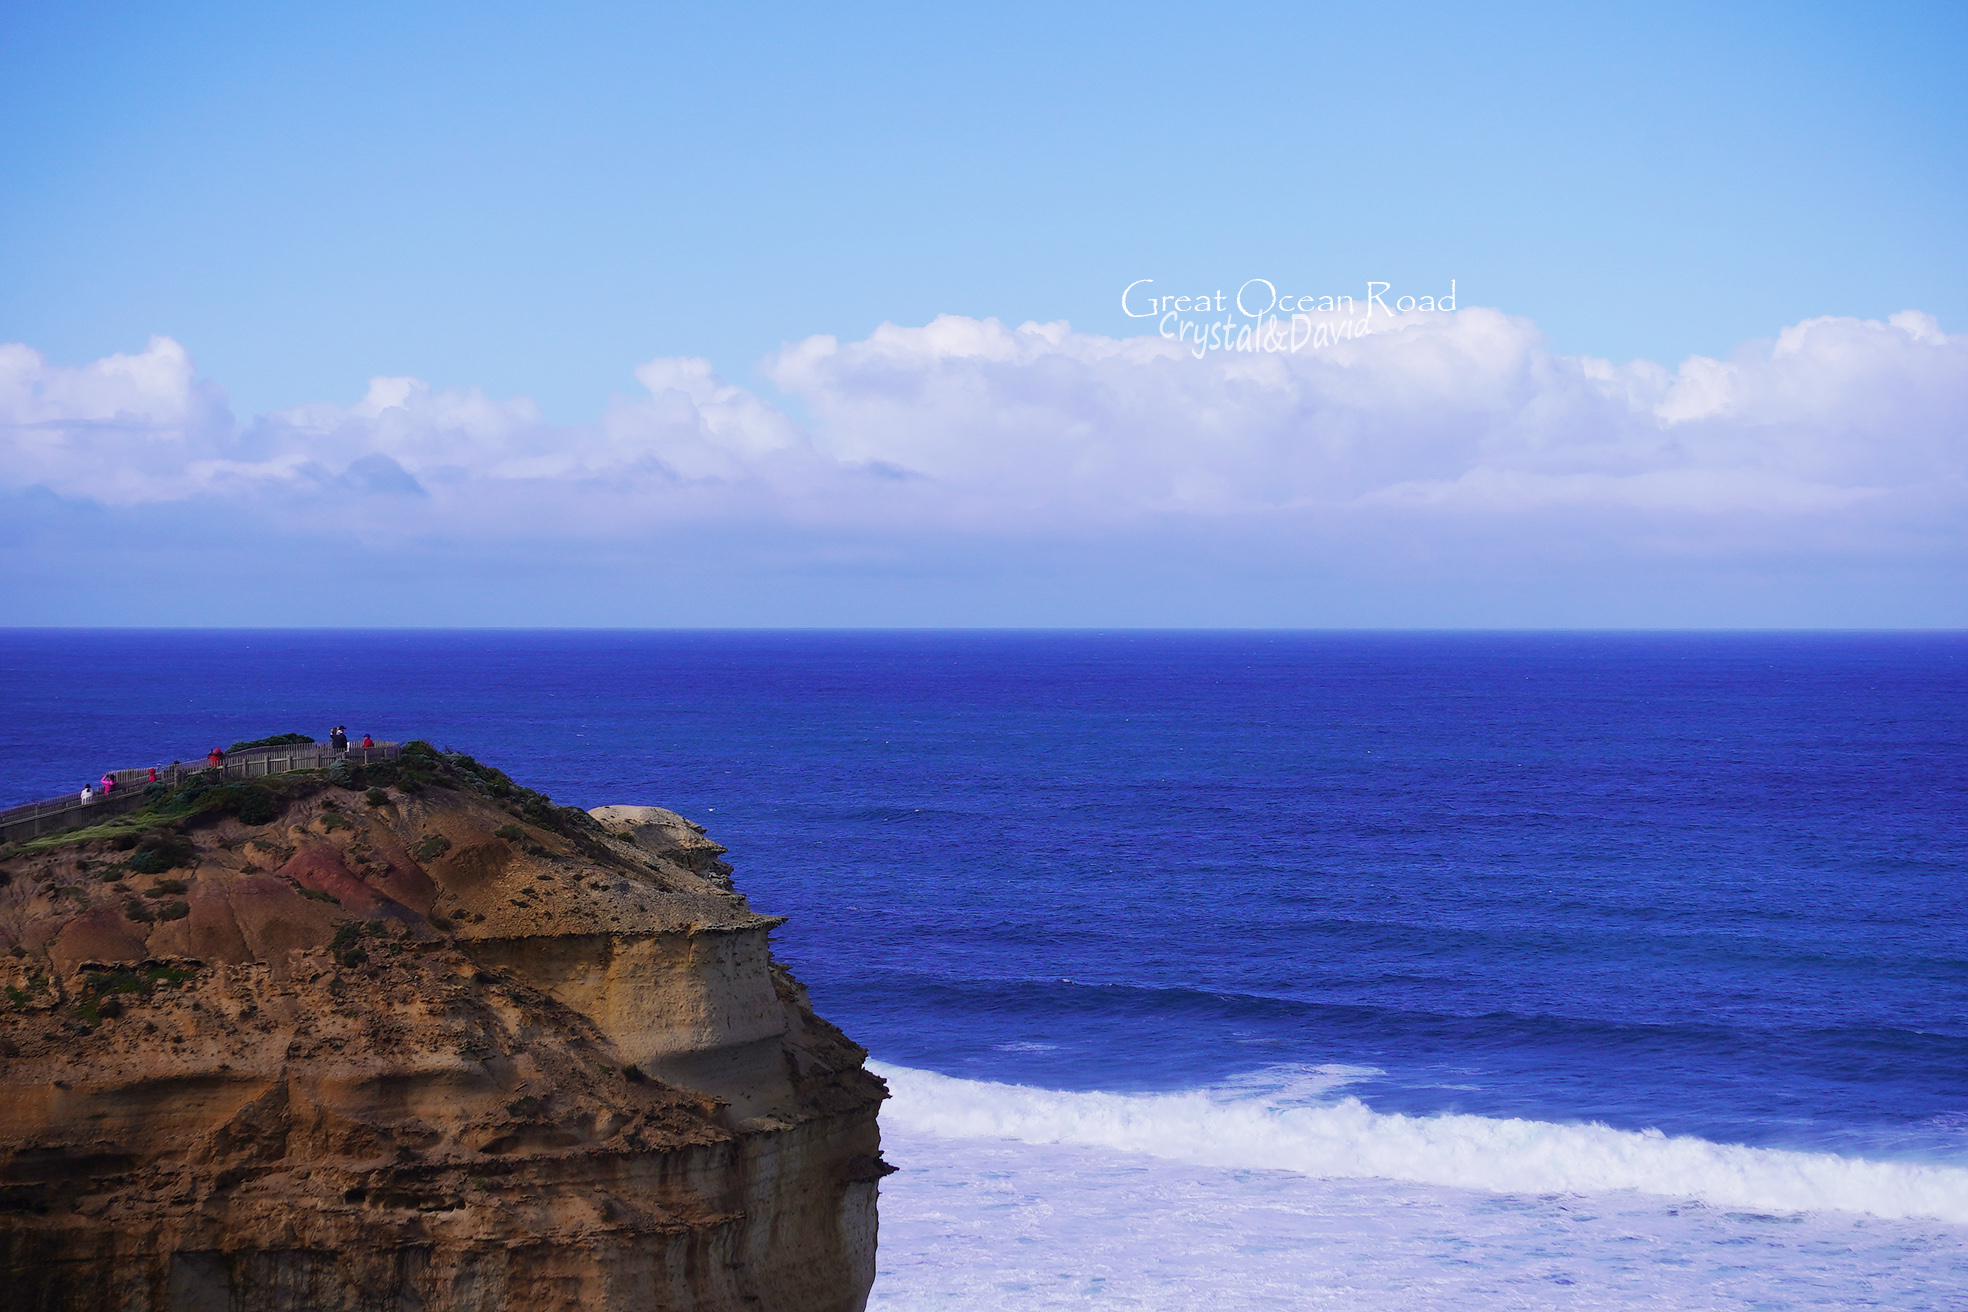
360,734 -> 374,749
207,747 -> 224,769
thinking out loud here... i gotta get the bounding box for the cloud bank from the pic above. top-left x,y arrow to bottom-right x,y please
2,308 -> 1962,625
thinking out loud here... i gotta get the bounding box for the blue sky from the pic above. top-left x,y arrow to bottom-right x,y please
2,1 -> 1964,626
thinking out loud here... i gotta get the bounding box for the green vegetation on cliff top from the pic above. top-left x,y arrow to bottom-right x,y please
6,740 -> 603,858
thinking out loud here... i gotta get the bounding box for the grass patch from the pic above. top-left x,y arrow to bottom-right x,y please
298,888 -> 340,905
15,760 -> 330,859
411,834 -> 452,862
18,813 -> 177,855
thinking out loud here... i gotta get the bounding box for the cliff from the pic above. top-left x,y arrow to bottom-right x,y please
0,746 -> 889,1312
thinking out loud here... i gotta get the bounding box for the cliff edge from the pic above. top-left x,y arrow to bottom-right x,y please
0,745 -> 889,1312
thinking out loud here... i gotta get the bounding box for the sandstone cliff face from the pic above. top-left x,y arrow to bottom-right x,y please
0,752 -> 888,1312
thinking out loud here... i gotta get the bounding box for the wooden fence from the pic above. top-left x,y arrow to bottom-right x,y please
0,743 -> 403,846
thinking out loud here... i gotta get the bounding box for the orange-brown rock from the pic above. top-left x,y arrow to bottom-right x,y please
0,754 -> 888,1311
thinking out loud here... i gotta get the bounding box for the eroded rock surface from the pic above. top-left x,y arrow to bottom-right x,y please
0,750 -> 888,1312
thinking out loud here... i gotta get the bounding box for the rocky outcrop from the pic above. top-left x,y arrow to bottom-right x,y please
0,749 -> 888,1311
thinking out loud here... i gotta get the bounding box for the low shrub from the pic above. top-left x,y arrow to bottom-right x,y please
329,922 -> 368,967
400,741 -> 446,770
234,788 -> 280,825
127,833 -> 195,874
411,834 -> 452,862
228,733 -> 315,752
156,900 -> 190,922
329,919 -> 393,966
364,788 -> 388,807
494,825 -> 525,842
163,779 -> 281,828
145,879 -> 188,896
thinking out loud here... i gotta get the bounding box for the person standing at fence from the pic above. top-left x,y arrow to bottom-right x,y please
80,784 -> 93,803
207,747 -> 224,770
147,766 -> 158,784
99,773 -> 115,796
360,733 -> 374,749
330,726 -> 349,754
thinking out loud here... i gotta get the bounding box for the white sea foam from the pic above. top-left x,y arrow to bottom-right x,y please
871,1061 -> 1968,1223
870,1128 -> 1968,1311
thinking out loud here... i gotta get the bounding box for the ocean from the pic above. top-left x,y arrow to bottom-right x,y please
3,630 -> 1964,1309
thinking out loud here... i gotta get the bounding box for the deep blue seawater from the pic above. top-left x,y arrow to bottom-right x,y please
5,630 -> 1965,1307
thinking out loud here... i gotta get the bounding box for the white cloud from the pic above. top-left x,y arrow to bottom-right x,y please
2,307 -> 1962,622
0,336 -> 239,503
762,308 -> 1966,532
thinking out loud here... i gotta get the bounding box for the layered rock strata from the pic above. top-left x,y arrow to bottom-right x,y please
0,751 -> 887,1311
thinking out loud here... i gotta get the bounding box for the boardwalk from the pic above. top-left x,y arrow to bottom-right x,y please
0,742 -> 402,845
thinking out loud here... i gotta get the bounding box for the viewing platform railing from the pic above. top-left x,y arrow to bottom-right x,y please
0,742 -> 403,845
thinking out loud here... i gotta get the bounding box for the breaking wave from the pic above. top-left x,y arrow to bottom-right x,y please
872,1061 -> 1968,1224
